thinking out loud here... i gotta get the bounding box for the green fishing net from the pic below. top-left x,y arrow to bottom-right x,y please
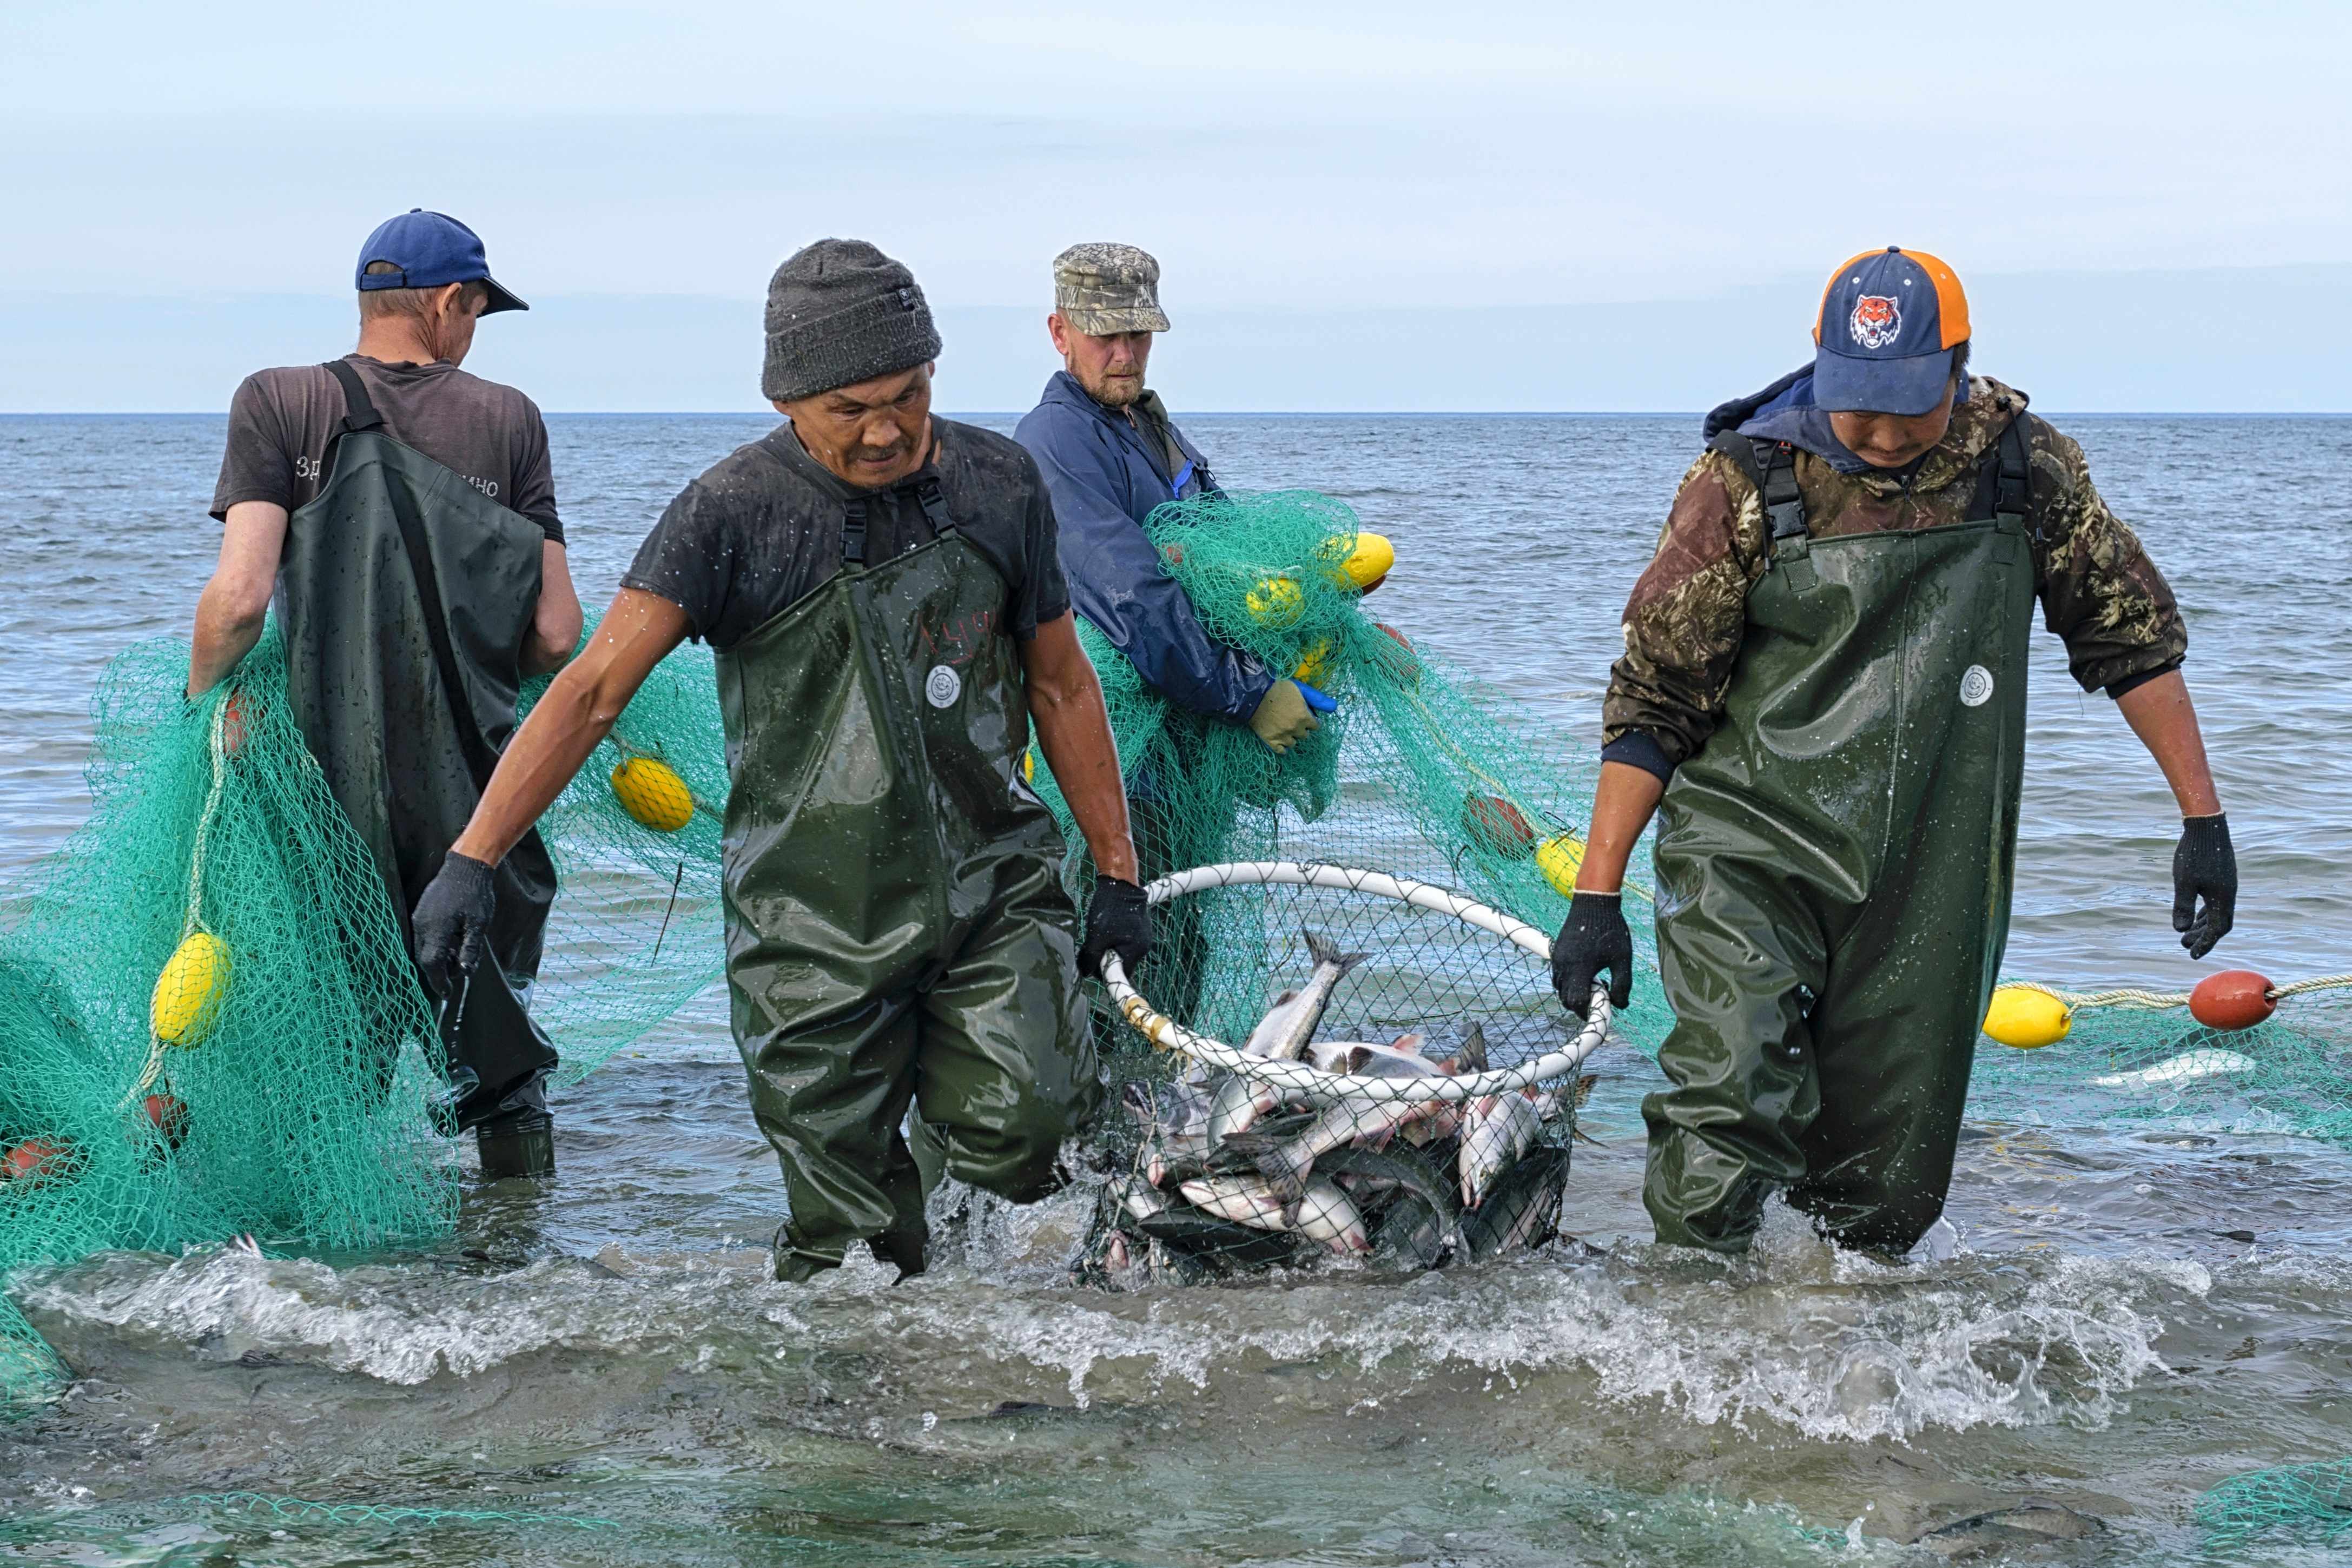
0,628 -> 451,1412
3,486 -> 2349,1555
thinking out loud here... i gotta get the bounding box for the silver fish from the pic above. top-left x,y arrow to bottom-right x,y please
1456,1146 -> 1569,1259
1259,929 -> 1370,1063
1240,987 -> 1306,1057
1179,1174 -> 1371,1254
1234,1029 -> 1472,1203
2092,1049 -> 2256,1090
1207,1070 -> 1281,1144
1458,1089 -> 1542,1208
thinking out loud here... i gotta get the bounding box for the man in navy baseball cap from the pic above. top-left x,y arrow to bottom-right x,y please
354,208 -> 528,314
187,205 -> 577,1176
1809,245 -> 1967,416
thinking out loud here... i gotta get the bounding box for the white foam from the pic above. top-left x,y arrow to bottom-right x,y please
19,1216 -> 2210,1444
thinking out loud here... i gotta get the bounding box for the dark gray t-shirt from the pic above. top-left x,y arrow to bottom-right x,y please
621,417 -> 1072,652
211,355 -> 563,542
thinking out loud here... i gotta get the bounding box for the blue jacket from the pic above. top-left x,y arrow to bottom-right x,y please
1015,372 -> 1274,721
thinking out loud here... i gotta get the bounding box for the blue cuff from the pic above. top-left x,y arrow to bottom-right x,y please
1600,731 -> 1677,784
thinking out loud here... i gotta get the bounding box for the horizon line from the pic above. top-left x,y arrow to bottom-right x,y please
6,408 -> 2351,420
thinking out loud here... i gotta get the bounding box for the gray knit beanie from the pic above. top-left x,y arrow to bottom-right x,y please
761,239 -> 943,403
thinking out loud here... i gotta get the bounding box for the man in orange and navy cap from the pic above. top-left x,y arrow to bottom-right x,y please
1550,247 -> 2236,1256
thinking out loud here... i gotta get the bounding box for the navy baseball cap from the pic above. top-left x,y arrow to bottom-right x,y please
354,209 -> 527,314
1811,246 -> 1969,416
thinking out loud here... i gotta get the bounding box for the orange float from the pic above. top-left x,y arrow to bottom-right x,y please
2,1138 -> 76,1187
2189,970 -> 2276,1032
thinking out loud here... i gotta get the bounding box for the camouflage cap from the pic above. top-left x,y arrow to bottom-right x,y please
1052,242 -> 1171,335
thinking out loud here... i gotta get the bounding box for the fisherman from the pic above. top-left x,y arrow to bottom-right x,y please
1014,243 -> 1329,1008
1014,243 -> 1324,755
1551,247 -> 2237,1257
408,239 -> 1151,1280
188,209 -> 582,1176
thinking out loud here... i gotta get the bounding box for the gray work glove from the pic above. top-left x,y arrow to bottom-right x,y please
1551,891 -> 1633,1021
2172,813 -> 2237,960
1248,679 -> 1322,754
413,851 -> 498,995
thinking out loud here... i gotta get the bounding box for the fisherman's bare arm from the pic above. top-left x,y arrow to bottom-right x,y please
523,539 -> 586,676
187,501 -> 289,697
1573,762 -> 1667,895
451,588 -> 691,864
1022,611 -> 1138,884
2116,670 -> 2222,816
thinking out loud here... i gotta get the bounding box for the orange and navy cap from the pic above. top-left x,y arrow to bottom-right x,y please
1812,246 -> 1968,416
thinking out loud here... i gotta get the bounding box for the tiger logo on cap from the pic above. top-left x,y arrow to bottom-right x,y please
1849,295 -> 1902,351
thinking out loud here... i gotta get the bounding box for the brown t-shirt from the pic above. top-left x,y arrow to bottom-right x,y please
210,355 -> 563,542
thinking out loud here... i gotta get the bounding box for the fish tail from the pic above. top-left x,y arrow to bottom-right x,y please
1303,927 -> 1371,976
1456,1023 -> 1489,1073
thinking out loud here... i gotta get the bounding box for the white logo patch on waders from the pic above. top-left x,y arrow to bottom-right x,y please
1959,665 -> 1994,708
926,664 -> 962,709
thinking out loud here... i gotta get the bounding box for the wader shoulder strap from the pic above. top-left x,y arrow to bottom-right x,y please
837,475 -> 954,572
1967,416 -> 2035,535
1707,428 -> 1808,561
322,358 -> 504,791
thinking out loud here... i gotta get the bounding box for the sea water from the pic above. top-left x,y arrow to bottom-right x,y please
2,410 -> 2349,1563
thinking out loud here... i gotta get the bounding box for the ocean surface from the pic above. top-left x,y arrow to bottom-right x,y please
3,411 -> 2350,1564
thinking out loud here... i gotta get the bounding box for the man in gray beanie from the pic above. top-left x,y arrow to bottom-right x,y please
408,237 -> 1151,1281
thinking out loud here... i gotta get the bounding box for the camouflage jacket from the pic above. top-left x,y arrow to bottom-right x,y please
1601,376 -> 2186,774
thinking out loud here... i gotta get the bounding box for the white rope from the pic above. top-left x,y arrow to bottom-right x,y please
1102,861 -> 1611,1105
2007,972 -> 2352,1011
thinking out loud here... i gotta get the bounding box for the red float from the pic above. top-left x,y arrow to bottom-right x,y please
1372,623 -> 1419,687
2189,969 -> 2276,1032
1462,794 -> 1536,858
220,691 -> 251,756
2,1137 -> 75,1187
144,1093 -> 189,1149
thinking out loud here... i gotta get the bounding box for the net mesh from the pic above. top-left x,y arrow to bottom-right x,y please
2,487 -> 2348,1530
2195,1460 -> 2352,1546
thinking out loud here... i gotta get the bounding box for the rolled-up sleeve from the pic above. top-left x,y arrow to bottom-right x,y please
1015,403 -> 1274,721
1600,452 -> 1766,778
2031,430 -> 2188,697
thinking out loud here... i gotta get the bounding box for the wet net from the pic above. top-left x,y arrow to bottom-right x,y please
0,623 -> 735,1415
5,485 -> 2350,1438
2195,1459 -> 2352,1546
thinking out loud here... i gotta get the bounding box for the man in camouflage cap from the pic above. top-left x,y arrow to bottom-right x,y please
1552,246 -> 2239,1260
1015,243 -> 1333,1023
1015,243 -> 1326,756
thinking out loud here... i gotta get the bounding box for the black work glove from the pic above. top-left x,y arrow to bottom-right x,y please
1080,875 -> 1154,981
413,851 -> 499,995
1551,891 -> 1634,1021
2172,813 -> 2237,960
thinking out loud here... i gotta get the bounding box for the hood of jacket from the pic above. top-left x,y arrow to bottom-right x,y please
1703,367 -> 2025,494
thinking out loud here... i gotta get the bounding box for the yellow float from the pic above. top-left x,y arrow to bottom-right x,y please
1337,532 -> 1393,593
1981,985 -> 2071,1048
1293,637 -> 1338,687
150,930 -> 231,1046
1534,834 -> 1584,897
610,756 -> 696,833
1245,576 -> 1304,627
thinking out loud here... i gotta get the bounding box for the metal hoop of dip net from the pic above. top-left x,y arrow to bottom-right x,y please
1099,861 -> 1613,1107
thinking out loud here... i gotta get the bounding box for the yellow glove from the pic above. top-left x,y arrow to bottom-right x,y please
1248,679 -> 1320,754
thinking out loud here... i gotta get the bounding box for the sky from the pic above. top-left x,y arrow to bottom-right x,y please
4,1 -> 2349,411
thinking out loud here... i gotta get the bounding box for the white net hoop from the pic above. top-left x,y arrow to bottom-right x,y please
1100,861 -> 1612,1107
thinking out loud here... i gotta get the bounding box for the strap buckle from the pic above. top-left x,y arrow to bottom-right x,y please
841,497 -> 869,566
